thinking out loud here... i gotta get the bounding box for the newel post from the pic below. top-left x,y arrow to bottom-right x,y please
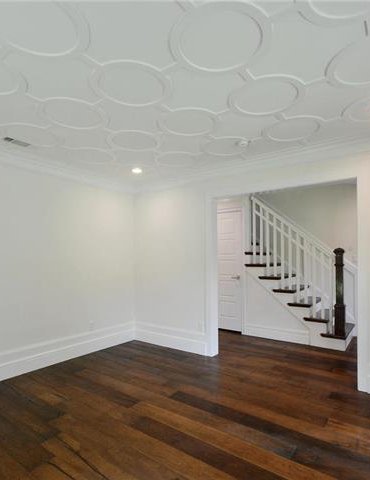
333,248 -> 346,337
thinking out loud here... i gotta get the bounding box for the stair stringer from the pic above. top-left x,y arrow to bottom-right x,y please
244,269 -> 310,346
245,267 -> 330,347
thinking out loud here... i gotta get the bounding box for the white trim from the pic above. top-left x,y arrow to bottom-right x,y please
0,323 -> 134,381
245,324 -> 309,345
205,196 -> 219,356
135,137 -> 370,193
2,136 -> 369,195
204,155 -> 370,393
135,322 -> 208,355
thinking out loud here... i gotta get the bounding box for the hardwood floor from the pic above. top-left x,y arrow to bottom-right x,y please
0,332 -> 369,479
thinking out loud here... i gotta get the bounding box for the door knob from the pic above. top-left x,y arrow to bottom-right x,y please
231,275 -> 240,280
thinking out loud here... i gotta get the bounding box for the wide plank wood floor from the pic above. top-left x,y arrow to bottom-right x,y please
1,332 -> 369,479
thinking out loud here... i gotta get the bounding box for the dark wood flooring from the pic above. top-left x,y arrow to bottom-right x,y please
0,331 -> 369,479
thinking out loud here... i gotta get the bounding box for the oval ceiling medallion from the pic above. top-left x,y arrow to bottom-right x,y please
328,39 -> 370,87
91,61 -> 170,107
343,97 -> 370,122
170,2 -> 270,73
202,137 -> 249,156
301,1 -> 370,25
42,98 -> 104,129
264,118 -> 320,142
2,124 -> 58,147
0,3 -> 88,56
159,109 -> 215,136
109,130 -> 158,151
65,148 -> 115,165
229,77 -> 302,116
156,152 -> 198,168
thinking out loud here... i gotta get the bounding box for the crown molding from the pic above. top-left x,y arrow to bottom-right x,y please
1,135 -> 370,196
134,135 -> 370,193
0,148 -> 135,194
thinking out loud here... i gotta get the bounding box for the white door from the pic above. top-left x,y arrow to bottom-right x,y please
217,209 -> 243,332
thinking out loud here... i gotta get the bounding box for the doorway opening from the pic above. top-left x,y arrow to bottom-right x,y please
216,181 -> 358,370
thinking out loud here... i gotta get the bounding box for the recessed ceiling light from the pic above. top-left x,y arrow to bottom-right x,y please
131,167 -> 143,175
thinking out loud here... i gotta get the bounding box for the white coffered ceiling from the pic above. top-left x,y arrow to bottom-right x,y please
0,0 -> 370,190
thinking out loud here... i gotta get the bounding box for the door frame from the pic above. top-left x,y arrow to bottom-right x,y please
204,159 -> 369,393
217,204 -> 246,333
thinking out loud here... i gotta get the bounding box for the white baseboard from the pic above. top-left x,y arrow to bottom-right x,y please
135,322 -> 208,355
0,323 -> 134,381
245,324 -> 309,345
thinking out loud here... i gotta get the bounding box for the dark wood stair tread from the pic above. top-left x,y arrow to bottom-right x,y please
304,309 -> 330,323
244,251 -> 269,255
245,262 -> 281,267
273,284 -> 305,294
288,296 -> 321,308
321,323 -> 355,340
259,273 -> 296,280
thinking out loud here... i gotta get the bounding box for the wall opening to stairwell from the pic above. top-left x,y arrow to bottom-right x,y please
214,180 -> 358,378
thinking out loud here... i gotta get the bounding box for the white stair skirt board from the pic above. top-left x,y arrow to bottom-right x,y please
135,322 -> 208,356
245,324 -> 309,345
0,322 -> 135,381
244,272 -> 310,345
245,268 -> 355,351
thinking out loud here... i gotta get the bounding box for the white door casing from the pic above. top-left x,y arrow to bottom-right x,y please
217,208 -> 243,332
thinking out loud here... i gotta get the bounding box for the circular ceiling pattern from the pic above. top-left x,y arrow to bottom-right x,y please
156,152 -> 198,168
202,136 -> 249,156
170,2 -> 270,72
229,76 -> 303,116
0,3 -> 88,56
159,109 -> 215,136
328,39 -> 370,87
343,97 -> 370,122
91,61 -> 170,106
109,130 -> 158,151
301,0 -> 370,25
42,98 -> 105,129
0,1 -> 369,189
2,124 -> 58,147
264,117 -> 321,142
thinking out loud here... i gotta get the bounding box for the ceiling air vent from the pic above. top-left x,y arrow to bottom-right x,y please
3,137 -> 31,147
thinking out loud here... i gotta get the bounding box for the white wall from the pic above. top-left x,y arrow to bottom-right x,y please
134,186 -> 208,354
133,152 -> 370,393
260,183 -> 357,263
0,164 -> 134,379
1,148 -> 370,393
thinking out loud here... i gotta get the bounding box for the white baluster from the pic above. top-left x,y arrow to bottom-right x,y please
259,206 -> 264,265
320,252 -> 325,319
296,234 -> 301,302
252,198 -> 256,261
273,216 -> 277,277
288,226 -> 293,289
303,238 -> 308,303
280,222 -> 285,288
311,246 -> 317,318
266,212 -> 271,275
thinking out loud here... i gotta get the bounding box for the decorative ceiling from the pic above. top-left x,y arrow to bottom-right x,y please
0,0 -> 370,190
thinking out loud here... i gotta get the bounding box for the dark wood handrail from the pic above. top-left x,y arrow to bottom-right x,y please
333,248 -> 346,337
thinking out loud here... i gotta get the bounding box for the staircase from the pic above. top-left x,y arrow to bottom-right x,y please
244,196 -> 356,351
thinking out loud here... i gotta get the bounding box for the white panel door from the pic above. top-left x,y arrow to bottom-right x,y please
217,209 -> 243,332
